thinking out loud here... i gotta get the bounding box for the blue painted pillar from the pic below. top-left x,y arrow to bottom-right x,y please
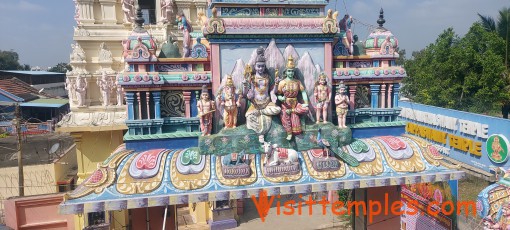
126,92 -> 135,120
152,91 -> 161,119
370,84 -> 380,108
393,84 -> 400,108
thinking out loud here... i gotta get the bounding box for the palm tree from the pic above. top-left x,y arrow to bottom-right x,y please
478,8 -> 510,118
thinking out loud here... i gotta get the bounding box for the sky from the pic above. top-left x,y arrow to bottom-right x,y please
0,0 -> 508,68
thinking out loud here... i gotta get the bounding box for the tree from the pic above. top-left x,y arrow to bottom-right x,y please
0,50 -> 22,70
48,62 -> 72,73
402,24 -> 509,115
478,7 -> 510,117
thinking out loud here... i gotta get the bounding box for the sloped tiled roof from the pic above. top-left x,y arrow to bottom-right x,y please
0,77 -> 54,101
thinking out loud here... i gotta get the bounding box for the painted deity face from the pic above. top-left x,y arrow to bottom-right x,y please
201,92 -> 209,100
319,77 -> 326,85
285,69 -> 295,79
255,62 -> 266,75
339,87 -> 346,94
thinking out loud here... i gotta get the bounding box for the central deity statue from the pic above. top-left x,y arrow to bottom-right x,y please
243,47 -> 281,143
275,56 -> 310,140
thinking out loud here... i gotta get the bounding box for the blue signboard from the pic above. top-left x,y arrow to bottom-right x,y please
399,101 -> 510,172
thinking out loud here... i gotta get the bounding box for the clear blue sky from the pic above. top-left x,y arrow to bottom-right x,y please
0,0 -> 508,68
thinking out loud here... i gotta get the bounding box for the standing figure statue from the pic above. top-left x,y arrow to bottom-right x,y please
275,56 -> 310,141
313,73 -> 331,124
219,75 -> 241,129
98,42 -> 112,62
115,80 -> 124,106
70,43 -> 86,63
242,47 -> 281,143
65,78 -> 77,103
197,85 -> 215,136
160,0 -> 174,24
176,12 -> 193,58
339,14 -> 354,55
335,82 -> 349,128
121,0 -> 135,23
75,74 -> 88,107
97,72 -> 112,106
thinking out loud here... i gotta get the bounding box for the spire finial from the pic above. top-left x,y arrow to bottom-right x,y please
133,6 -> 146,33
377,8 -> 385,27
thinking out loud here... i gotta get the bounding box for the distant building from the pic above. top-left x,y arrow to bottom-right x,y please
0,70 -> 67,97
0,78 -> 69,132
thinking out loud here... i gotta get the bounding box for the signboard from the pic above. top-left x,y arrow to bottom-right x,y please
399,101 -> 510,172
401,180 -> 458,230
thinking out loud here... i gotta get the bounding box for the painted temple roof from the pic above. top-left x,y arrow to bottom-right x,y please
210,0 -> 330,7
477,176 -> 510,219
59,135 -> 463,214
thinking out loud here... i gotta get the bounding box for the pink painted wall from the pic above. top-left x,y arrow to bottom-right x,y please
4,193 -> 74,230
130,206 -> 176,230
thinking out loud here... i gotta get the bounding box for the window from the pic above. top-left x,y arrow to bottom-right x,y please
139,0 -> 156,24
87,212 -> 106,226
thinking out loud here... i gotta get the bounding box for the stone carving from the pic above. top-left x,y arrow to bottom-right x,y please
70,43 -> 86,63
161,91 -> 185,117
75,74 -> 88,107
380,35 -> 395,55
339,14 -> 354,55
196,12 -> 208,31
242,47 -> 281,143
160,0 -> 174,24
197,85 -> 215,136
115,79 -> 124,106
191,38 -> 208,59
73,27 -> 89,36
57,111 -> 127,128
335,82 -> 349,128
176,12 -> 193,58
219,75 -> 241,129
97,72 -> 113,106
128,149 -> 166,179
98,42 -> 112,62
205,8 -> 225,35
313,73 -> 331,124
175,149 -> 206,175
262,142 -> 300,177
121,0 -> 135,23
275,55 -> 309,140
322,9 -> 338,34
65,78 -> 77,104
221,150 -> 251,179
73,0 -> 80,25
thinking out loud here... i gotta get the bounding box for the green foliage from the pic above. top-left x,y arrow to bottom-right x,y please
402,23 -> 508,114
0,133 -> 9,138
0,50 -> 22,70
48,62 -> 72,73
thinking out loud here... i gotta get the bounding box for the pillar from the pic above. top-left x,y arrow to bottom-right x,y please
211,44 -> 221,96
99,0 -> 117,24
152,91 -> 161,119
137,92 -> 142,119
349,85 -> 356,110
380,84 -> 386,108
71,132 -> 85,183
393,84 -> 400,108
183,91 -> 192,118
76,0 -> 95,24
195,1 -> 208,18
155,0 -> 162,24
175,1 -> 192,21
126,92 -> 135,120
370,84 -> 380,108
146,92 -> 151,119
387,84 -> 392,108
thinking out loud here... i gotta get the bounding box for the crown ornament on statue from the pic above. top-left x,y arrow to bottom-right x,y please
286,55 -> 295,69
319,72 -> 327,80
225,75 -> 234,87
201,85 -> 208,94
